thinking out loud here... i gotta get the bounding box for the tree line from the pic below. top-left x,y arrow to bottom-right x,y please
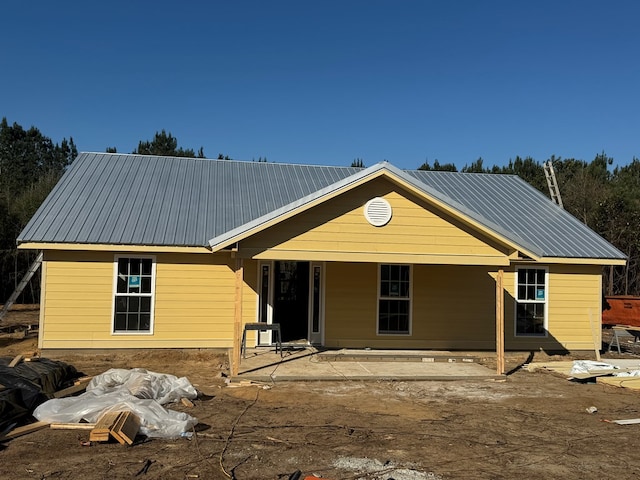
1,117 -> 639,305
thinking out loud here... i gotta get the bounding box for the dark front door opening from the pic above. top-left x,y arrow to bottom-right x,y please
274,261 -> 309,343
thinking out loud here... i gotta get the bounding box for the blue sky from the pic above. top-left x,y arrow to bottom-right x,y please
1,1 -> 638,170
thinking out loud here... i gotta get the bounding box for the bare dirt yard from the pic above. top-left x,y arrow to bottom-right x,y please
2,309 -> 640,480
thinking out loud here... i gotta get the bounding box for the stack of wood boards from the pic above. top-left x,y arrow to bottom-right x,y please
89,411 -> 140,445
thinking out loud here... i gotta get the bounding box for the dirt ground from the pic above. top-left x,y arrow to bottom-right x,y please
2,309 -> 640,480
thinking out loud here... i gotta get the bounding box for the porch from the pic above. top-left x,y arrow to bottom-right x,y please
235,347 -> 503,381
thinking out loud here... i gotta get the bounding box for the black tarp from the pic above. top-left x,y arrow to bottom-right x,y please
0,358 -> 80,435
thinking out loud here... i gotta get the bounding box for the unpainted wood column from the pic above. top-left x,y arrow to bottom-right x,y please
231,257 -> 244,377
496,268 -> 505,375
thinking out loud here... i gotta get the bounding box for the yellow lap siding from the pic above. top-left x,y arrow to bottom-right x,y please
324,262 -> 377,344
504,265 -> 603,351
241,178 -> 510,264
325,263 -> 498,349
40,250 -> 257,349
324,263 -> 604,351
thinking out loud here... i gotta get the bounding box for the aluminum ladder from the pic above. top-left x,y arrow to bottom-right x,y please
543,160 -> 563,208
0,251 -> 43,322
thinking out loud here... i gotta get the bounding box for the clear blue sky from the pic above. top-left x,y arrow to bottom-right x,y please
1,1 -> 638,170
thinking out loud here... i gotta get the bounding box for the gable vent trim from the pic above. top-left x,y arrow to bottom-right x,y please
364,197 -> 392,227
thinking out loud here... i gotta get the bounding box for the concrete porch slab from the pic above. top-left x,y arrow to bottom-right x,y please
236,347 -> 502,382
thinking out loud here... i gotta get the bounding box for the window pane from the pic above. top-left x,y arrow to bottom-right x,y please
127,313 -> 139,331
378,299 -> 409,334
141,259 -> 152,276
115,313 -> 127,331
391,265 -> 400,282
312,267 -> 320,333
140,297 -> 151,313
140,314 -> 151,331
399,282 -> 409,297
129,297 -> 140,313
118,259 -> 128,276
381,264 -> 389,281
516,303 -> 545,335
141,277 -> 152,294
380,280 -> 390,297
526,286 -> 535,301
259,265 -> 270,323
130,259 -> 141,275
117,275 -> 127,293
526,270 -> 536,283
535,269 -> 545,285
115,297 -> 128,313
400,265 -> 410,282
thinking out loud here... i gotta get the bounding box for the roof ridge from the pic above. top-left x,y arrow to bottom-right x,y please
80,151 -> 364,170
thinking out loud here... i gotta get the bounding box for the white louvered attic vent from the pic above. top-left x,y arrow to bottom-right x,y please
364,197 -> 392,227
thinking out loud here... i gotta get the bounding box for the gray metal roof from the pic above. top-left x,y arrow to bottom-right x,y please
18,152 -> 626,260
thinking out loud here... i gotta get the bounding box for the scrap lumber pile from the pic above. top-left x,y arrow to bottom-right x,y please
526,359 -> 640,391
89,411 -> 140,445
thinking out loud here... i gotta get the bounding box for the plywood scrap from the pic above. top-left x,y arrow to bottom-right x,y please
89,411 -> 121,442
0,421 -> 49,441
8,354 -> 24,368
89,411 -> 140,445
525,361 -> 574,376
110,411 -> 140,445
226,379 -> 270,388
596,376 -> 640,391
53,376 -> 94,398
612,418 -> 640,425
50,423 -> 96,430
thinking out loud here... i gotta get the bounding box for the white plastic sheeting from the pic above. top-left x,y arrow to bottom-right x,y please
570,360 -> 640,378
34,368 -> 198,439
570,361 -> 618,375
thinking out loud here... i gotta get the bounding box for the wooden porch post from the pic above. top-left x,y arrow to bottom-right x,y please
496,268 -> 505,375
231,257 -> 244,377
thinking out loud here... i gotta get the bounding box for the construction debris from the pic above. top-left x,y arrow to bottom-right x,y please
609,418 -> 640,425
596,376 -> 640,390
33,368 -> 198,439
0,421 -> 49,441
89,411 -> 140,445
53,376 -> 94,399
50,423 -> 95,430
8,355 -> 24,368
0,357 -> 81,435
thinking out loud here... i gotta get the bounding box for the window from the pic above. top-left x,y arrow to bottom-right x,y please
259,263 -> 271,324
515,267 -> 547,336
378,264 -> 411,335
113,257 -> 155,333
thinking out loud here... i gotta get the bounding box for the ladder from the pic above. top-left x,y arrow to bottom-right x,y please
543,160 -> 563,208
0,251 -> 43,322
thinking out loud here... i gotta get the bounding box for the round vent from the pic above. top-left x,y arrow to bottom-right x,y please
364,197 -> 392,226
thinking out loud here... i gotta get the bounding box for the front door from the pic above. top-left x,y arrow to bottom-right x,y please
274,261 -> 309,342
257,261 -> 324,345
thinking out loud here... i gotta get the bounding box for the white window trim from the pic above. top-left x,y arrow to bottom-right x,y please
376,263 -> 412,336
112,255 -> 156,335
514,265 -> 549,338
